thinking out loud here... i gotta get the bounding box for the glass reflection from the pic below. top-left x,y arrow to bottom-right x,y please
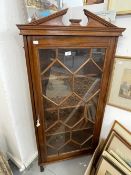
38,48 -> 105,157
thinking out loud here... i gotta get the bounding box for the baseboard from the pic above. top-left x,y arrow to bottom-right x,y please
7,152 -> 25,172
7,151 -> 38,172
24,151 -> 38,168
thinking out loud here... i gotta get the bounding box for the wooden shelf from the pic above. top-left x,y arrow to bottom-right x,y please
45,105 -> 84,111
46,128 -> 94,153
46,126 -> 94,137
41,74 -> 99,81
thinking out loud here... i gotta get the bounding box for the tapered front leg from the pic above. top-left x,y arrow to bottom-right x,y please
40,165 -> 44,172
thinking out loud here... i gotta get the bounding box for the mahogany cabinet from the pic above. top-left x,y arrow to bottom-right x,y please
17,9 -> 125,170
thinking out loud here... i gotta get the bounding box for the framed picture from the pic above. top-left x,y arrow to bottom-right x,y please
108,56 -> 131,112
83,0 -> 104,5
103,132 -> 131,171
111,120 -> 131,145
25,0 -> 62,21
102,151 -> 131,175
95,121 -> 131,171
96,156 -> 123,175
108,0 -> 131,15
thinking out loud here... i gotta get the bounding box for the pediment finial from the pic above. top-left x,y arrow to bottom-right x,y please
62,7 -> 89,26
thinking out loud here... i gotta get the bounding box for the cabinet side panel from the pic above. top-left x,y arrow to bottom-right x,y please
23,36 -> 44,164
92,37 -> 118,148
27,36 -> 47,164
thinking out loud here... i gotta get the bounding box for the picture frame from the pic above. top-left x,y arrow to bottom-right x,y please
111,120 -> 131,145
95,121 -> 131,169
108,0 -> 131,15
103,132 -> 131,171
83,0 -> 104,5
95,156 -> 124,175
108,56 -> 131,112
25,0 -> 62,21
102,151 -> 131,175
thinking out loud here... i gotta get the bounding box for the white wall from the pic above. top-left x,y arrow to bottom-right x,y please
0,79 -> 22,166
0,0 -> 37,171
100,14 -> 131,139
100,105 -> 131,139
115,15 -> 131,56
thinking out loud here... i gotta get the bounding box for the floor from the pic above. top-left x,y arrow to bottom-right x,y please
10,155 -> 92,175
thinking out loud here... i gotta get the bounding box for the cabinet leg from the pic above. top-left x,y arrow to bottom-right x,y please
40,165 -> 44,172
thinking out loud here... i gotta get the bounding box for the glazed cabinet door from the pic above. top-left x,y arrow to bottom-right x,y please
28,36 -> 114,163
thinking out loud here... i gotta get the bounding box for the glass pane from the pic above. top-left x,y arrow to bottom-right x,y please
81,138 -> 92,150
59,106 -> 84,128
76,59 -> 102,76
72,129 -> 93,145
47,146 -> 58,156
39,49 -> 56,72
74,76 -> 100,100
38,48 -> 105,158
44,98 -> 57,110
47,132 -> 70,149
86,94 -> 99,122
44,109 -> 58,130
60,94 -> 80,107
58,49 -> 90,72
59,141 -> 80,154
92,48 -> 106,69
41,61 -> 73,105
46,122 -> 70,135
73,119 -> 94,131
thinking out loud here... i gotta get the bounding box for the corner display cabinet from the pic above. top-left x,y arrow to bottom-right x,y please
17,9 -> 125,171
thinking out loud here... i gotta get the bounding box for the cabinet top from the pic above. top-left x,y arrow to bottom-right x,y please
17,8 -> 125,36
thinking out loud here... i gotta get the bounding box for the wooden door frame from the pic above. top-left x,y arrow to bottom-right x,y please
25,35 -> 118,165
